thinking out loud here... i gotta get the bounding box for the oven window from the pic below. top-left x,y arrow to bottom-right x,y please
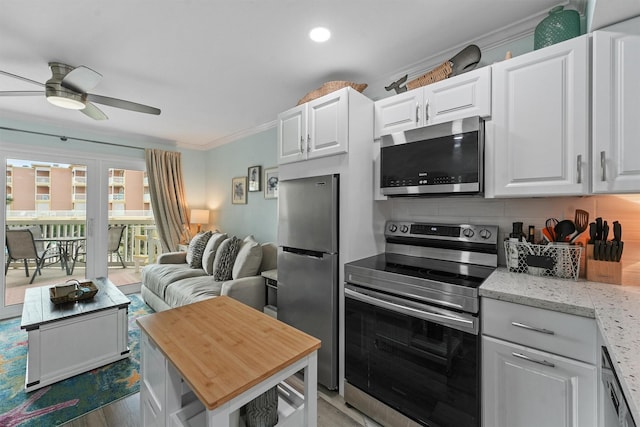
346,297 -> 479,427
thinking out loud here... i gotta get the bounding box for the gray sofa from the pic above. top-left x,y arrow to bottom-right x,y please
141,232 -> 276,312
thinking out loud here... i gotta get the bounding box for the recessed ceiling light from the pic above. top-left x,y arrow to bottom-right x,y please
309,27 -> 331,43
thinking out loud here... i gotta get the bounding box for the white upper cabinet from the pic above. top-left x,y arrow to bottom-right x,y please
277,105 -> 306,164
374,66 -> 491,139
277,88 -> 349,165
592,16 -> 640,193
486,35 -> 589,198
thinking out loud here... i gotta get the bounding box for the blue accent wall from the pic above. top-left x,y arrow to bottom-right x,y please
204,128 -> 277,244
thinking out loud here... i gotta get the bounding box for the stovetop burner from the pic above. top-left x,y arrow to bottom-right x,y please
344,221 -> 499,314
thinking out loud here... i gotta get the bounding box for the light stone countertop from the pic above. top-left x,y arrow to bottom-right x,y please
480,268 -> 640,423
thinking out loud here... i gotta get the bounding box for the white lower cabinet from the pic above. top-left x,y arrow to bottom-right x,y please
483,336 -> 597,427
481,298 -> 597,427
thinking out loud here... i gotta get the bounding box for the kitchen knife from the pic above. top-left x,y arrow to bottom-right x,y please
604,242 -> 612,261
594,240 -> 601,261
613,221 -> 622,242
617,241 -> 624,262
588,222 -> 597,244
595,217 -> 603,241
602,221 -> 609,242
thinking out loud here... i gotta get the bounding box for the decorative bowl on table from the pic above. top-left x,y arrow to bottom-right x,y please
49,280 -> 98,304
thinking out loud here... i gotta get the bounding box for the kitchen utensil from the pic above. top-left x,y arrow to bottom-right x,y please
545,218 -> 559,241
588,222 -> 597,244
542,227 -> 554,243
554,220 -> 576,243
602,221 -> 609,241
595,217 -> 603,240
594,240 -> 602,261
617,241 -> 624,262
570,209 -> 589,243
613,221 -> 622,242
604,242 -> 612,261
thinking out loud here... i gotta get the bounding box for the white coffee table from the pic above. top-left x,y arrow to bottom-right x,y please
20,277 -> 131,391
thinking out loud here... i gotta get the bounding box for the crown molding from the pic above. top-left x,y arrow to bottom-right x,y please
177,119 -> 277,151
366,1 -> 573,101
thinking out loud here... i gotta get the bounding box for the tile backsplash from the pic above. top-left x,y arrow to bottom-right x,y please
386,194 -> 640,285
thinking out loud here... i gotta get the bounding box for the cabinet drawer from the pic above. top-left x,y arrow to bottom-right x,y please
482,298 -> 596,363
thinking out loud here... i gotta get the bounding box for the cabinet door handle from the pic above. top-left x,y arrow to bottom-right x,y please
307,134 -> 311,153
600,151 -> 607,181
415,103 -> 420,124
299,136 -> 304,154
425,100 -> 429,122
576,154 -> 582,184
512,352 -> 555,368
511,321 -> 555,335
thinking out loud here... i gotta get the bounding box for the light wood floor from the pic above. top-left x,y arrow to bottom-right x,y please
62,385 -> 377,427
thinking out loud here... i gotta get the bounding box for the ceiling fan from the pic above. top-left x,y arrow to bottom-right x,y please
0,62 -> 161,120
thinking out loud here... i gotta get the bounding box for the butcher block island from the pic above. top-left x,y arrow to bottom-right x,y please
136,296 -> 321,427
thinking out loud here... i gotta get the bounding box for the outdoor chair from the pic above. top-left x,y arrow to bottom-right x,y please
70,224 -> 127,274
5,228 -> 61,284
108,225 -> 127,268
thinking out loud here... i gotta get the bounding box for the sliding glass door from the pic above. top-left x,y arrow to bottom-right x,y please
4,157 -> 89,306
1,144 -> 147,318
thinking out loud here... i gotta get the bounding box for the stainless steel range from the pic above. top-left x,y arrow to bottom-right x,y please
344,221 -> 498,427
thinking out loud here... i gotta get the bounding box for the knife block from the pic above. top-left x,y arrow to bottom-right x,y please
586,245 -> 622,285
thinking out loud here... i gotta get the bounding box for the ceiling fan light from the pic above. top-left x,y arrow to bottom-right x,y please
47,95 -> 85,110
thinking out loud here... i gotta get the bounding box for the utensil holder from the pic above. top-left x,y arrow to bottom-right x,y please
504,241 -> 582,280
586,244 -> 622,285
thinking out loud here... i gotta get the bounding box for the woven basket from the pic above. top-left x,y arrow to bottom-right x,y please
406,61 -> 453,90
296,81 -> 367,105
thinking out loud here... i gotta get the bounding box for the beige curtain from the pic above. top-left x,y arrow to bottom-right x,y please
145,149 -> 190,252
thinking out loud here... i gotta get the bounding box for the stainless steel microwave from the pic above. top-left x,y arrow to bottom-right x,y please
380,116 -> 484,196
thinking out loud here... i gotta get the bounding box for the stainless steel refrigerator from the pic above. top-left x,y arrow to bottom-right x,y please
277,174 -> 339,390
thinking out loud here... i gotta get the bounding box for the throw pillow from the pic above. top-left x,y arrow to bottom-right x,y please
202,232 -> 228,275
232,235 -> 263,279
212,236 -> 242,281
188,231 -> 212,269
185,231 -> 204,265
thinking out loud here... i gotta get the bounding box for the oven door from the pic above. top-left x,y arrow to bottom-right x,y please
345,285 -> 480,427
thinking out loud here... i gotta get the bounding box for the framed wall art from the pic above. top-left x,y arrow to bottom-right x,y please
264,167 -> 279,199
232,176 -> 247,204
248,165 -> 261,192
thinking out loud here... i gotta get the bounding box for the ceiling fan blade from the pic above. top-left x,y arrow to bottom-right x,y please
86,93 -> 161,115
61,66 -> 102,93
0,70 -> 44,87
0,91 -> 44,96
80,102 -> 108,120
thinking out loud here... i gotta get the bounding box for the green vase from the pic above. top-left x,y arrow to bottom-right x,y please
534,6 -> 580,50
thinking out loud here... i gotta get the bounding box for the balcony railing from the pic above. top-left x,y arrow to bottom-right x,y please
109,177 -> 125,185
72,193 -> 87,201
35,194 -> 50,201
5,216 -> 160,268
109,194 -> 125,202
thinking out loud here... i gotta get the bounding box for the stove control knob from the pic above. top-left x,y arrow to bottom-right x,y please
462,228 -> 475,238
400,225 -> 409,233
388,224 -> 398,232
479,228 -> 492,239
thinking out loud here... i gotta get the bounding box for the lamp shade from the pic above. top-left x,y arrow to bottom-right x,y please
191,209 -> 209,225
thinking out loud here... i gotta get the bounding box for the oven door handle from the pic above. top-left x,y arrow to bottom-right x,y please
345,288 -> 477,335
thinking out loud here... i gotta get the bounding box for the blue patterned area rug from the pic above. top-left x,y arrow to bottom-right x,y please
0,293 -> 154,426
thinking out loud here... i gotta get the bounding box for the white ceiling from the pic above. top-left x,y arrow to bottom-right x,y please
1,0 -> 638,150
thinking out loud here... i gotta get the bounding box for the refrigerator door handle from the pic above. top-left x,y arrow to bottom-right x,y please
282,246 -> 334,258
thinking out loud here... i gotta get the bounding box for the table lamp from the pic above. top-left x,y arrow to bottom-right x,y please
191,209 -> 209,233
